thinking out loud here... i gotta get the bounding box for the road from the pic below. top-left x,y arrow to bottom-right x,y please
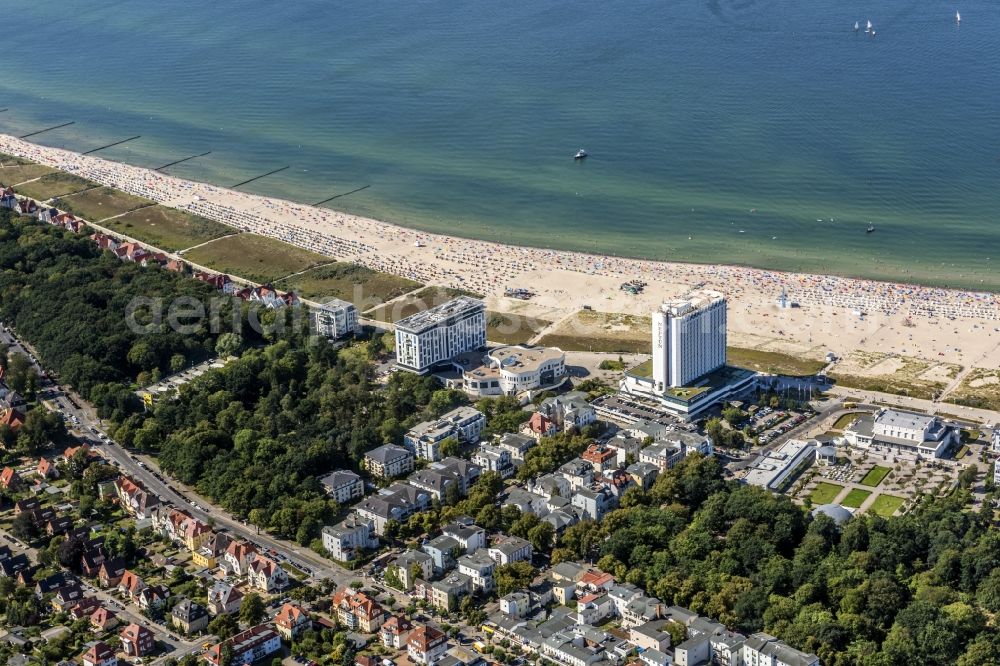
0,526 -> 198,659
0,323 -> 361,591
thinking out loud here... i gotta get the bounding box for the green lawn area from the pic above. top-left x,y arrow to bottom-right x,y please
276,262 -> 421,307
809,482 -> 844,505
486,311 -> 552,345
184,233 -> 330,283
859,465 -> 892,487
869,494 -> 906,518
13,172 -> 98,201
366,286 -> 481,323
0,162 -> 56,185
627,359 -> 654,378
104,205 -> 233,252
727,347 -> 826,377
56,186 -> 154,221
832,412 -> 868,431
954,445 -> 970,460
841,488 -> 872,508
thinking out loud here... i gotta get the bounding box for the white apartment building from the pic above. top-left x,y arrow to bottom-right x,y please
457,551 -> 497,593
472,443 -> 514,478
321,515 -> 378,562
313,298 -> 359,339
652,290 -> 727,390
395,297 -> 486,374
488,536 -> 533,565
318,470 -> 364,504
363,444 -> 415,479
404,406 -> 486,461
742,633 -> 819,666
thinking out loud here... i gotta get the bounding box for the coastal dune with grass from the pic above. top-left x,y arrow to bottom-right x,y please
3,135 -> 1000,405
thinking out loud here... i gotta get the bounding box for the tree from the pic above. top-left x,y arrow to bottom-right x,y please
495,561 -> 537,596
383,519 -> 402,544
208,612 -> 239,640
57,536 -> 85,573
17,408 -> 67,455
216,332 -> 243,358
528,522 -> 555,554
5,352 -> 35,394
240,592 -> 265,626
170,353 -> 187,373
439,437 -> 461,459
11,511 -> 38,542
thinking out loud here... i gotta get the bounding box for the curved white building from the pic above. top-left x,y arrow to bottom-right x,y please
449,345 -> 566,397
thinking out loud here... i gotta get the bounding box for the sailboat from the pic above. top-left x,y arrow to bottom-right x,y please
866,223 -> 875,234
956,10 -> 961,23
866,19 -> 873,33
854,21 -> 860,32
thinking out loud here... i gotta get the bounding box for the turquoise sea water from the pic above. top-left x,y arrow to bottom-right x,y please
2,0 -> 999,290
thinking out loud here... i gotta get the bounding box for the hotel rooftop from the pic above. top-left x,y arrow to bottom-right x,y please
395,296 -> 484,334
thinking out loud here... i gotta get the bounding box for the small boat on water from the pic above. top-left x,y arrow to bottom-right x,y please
956,10 -> 961,23
574,149 -> 588,160
854,21 -> 860,32
866,19 -> 873,33
866,223 -> 876,233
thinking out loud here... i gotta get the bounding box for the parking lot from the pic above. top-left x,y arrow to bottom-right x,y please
138,357 -> 230,397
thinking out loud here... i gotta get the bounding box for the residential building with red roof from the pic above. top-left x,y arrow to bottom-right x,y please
37,457 -> 57,479
381,615 -> 413,649
81,640 -> 117,666
581,443 -> 618,473
407,625 -> 448,665
203,624 -> 281,666
118,569 -> 147,600
90,606 -> 119,632
0,408 -> 26,432
0,466 -> 21,489
275,602 -> 311,640
223,539 -> 257,576
120,622 -> 155,657
333,588 -> 386,633
247,554 -> 288,593
525,412 -> 557,438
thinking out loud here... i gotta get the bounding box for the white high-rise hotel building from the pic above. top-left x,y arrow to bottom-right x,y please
652,289 -> 727,389
395,296 -> 487,374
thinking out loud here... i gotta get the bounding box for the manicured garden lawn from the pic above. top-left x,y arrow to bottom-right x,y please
869,494 -> 906,517
809,482 -> 844,505
832,412 -> 867,431
841,488 -> 872,508
106,205 -> 233,251
859,465 -> 892,487
184,233 -> 330,283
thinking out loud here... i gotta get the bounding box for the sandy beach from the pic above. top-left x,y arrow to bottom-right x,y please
3,133 -> 1000,375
